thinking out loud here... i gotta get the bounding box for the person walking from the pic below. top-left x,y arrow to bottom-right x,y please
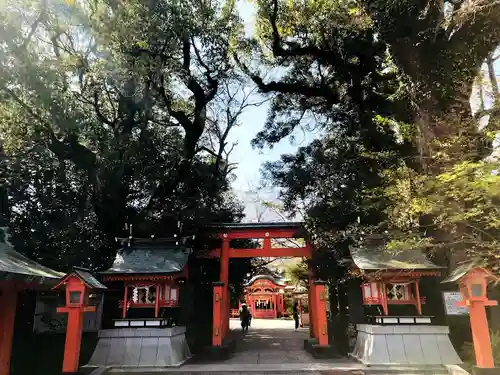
239,304 -> 250,332
293,301 -> 300,331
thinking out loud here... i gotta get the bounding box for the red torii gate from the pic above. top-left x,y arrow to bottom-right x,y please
204,222 -> 329,348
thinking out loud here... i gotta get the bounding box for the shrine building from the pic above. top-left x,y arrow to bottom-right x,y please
0,228 -> 64,375
347,244 -> 463,366
239,274 -> 297,319
85,236 -> 192,369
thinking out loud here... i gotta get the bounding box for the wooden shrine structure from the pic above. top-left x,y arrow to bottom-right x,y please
0,228 -> 63,375
348,245 -> 463,367
240,274 -> 295,319
84,237 -> 192,370
101,237 -> 189,326
206,222 -> 331,350
350,245 -> 443,322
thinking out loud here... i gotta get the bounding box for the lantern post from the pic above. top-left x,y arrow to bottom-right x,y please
53,267 -> 106,374
443,263 -> 499,375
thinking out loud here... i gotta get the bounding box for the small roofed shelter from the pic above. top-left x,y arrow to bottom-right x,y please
349,245 -> 463,367
242,275 -> 288,319
349,245 -> 443,322
86,237 -> 193,370
0,229 -> 64,375
100,237 -> 191,327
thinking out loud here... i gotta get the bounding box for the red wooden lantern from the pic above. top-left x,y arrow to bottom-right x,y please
444,263 -> 499,374
458,268 -> 491,303
53,268 -> 106,374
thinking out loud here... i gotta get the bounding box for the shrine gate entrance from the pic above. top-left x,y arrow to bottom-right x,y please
206,222 -> 329,349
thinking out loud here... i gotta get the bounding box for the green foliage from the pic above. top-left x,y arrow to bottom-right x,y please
461,330 -> 500,369
284,260 -> 309,289
378,160 -> 500,273
241,0 -> 500,280
0,0 -> 248,272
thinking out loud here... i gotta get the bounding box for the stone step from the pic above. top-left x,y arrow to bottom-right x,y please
97,365 -> 366,375
106,372 -> 352,375
93,364 -> 452,375
363,365 -> 450,375
102,372 -> 360,375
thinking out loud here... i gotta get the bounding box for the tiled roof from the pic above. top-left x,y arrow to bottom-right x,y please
441,260 -> 492,284
73,267 -> 107,289
0,234 -> 64,284
101,238 -> 191,275
350,246 -> 442,271
246,274 -> 287,287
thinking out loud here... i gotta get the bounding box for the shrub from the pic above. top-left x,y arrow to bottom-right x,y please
461,330 -> 500,370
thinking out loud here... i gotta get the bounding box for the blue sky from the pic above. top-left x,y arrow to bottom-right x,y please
228,2 -> 319,221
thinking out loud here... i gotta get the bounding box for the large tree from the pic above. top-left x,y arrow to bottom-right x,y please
238,0 -> 500,271
0,0 -> 247,269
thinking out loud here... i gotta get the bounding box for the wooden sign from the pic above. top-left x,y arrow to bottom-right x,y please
442,291 -> 469,316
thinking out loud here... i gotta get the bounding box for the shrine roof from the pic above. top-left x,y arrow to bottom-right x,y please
349,246 -> 442,271
246,274 -> 287,287
101,238 -> 191,275
0,237 -> 64,283
73,267 -> 107,289
441,260 -> 481,283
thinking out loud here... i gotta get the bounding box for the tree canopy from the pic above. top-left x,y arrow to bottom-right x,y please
0,0 -> 250,271
0,0 -> 499,278
242,0 -> 500,274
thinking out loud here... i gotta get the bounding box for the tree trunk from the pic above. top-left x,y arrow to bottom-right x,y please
335,283 -> 349,356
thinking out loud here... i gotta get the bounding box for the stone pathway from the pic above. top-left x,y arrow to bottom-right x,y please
226,318 -> 337,365
103,319 -> 364,374
97,319 -> 456,374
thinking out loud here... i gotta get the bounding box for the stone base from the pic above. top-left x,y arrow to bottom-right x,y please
351,324 -> 462,366
85,326 -> 192,368
303,338 -> 337,358
203,344 -> 233,360
472,367 -> 500,375
200,336 -> 237,361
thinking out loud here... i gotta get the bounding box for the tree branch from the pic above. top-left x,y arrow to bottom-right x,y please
0,85 -> 97,179
234,54 -> 339,103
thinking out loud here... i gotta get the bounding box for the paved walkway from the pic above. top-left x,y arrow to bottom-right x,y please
227,318 -> 326,364
104,319 -> 365,374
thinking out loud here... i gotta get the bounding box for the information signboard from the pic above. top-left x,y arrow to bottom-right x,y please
442,291 -> 469,316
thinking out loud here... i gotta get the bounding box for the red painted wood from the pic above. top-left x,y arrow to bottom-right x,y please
212,284 -> 224,346
122,284 -> 128,318
119,301 -> 179,308
103,269 -> 187,282
215,228 -> 300,240
0,287 -> 17,375
62,309 -> 84,373
314,283 -> 329,346
230,247 -> 311,258
220,239 -> 230,338
204,247 -> 312,259
308,270 -> 316,339
415,280 -> 422,315
154,285 -> 160,318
